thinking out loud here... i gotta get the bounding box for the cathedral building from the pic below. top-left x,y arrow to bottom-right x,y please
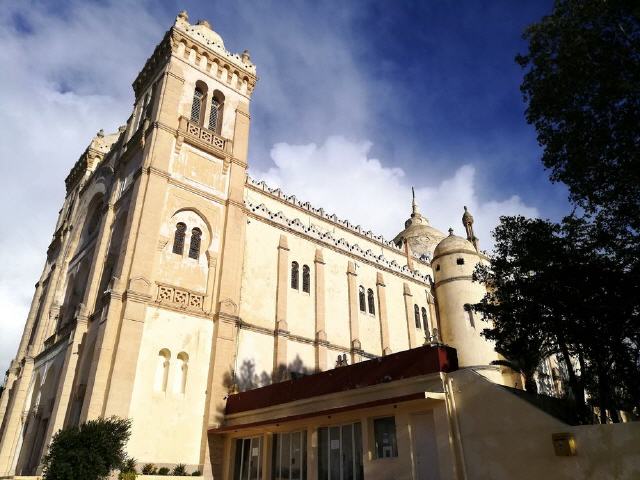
1,12 -> 634,480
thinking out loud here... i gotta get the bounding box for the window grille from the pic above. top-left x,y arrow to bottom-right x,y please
359,286 -> 366,312
302,265 -> 311,293
191,88 -> 204,123
367,288 -> 376,315
414,304 -> 421,328
421,307 -> 428,330
173,223 -> 186,255
291,261 -> 299,289
208,97 -> 220,131
189,228 -> 202,259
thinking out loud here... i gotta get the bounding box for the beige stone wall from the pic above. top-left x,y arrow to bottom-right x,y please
127,307 -> 213,466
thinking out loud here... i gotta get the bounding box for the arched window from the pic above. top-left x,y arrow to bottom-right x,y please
367,288 -> 376,315
421,307 -> 428,330
190,86 -> 205,124
359,286 -> 366,312
155,349 -> 171,393
291,261 -> 299,290
414,304 -> 421,329
208,94 -> 224,132
172,223 -> 186,255
176,352 -> 189,394
188,227 -> 202,259
302,265 -> 311,293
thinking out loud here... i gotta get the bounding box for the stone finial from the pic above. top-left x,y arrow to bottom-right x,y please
448,227 -> 454,236
462,206 -> 479,251
197,19 -> 211,28
97,129 -> 104,138
411,186 -> 419,216
177,10 -> 189,22
241,49 -> 251,64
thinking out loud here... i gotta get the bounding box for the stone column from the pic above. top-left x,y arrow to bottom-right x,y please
314,249 -> 327,371
346,261 -> 361,363
427,291 -> 439,341
376,273 -> 391,356
0,356 -> 34,476
403,283 -> 417,348
14,281 -> 44,362
273,235 -> 289,380
0,364 -> 18,433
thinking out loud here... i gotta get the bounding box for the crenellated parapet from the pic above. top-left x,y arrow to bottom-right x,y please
133,11 -> 257,99
64,129 -> 121,194
246,200 -> 432,284
246,177 -> 417,256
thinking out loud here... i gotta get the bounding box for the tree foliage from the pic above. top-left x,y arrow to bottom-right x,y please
42,416 -> 132,480
517,0 -> 640,241
474,216 -> 640,422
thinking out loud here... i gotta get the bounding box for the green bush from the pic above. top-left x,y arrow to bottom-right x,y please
142,463 -> 156,475
157,467 -> 170,475
119,472 -> 137,480
173,463 -> 188,476
42,416 -> 132,480
192,471 -> 202,476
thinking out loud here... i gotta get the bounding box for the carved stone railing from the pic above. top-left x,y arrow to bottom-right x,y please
178,116 -> 226,151
156,282 -> 204,312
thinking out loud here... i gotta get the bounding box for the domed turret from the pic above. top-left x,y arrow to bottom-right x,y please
431,213 -> 501,379
393,188 -> 445,260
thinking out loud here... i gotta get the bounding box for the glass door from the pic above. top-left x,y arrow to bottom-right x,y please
317,423 -> 363,480
233,436 -> 263,480
272,430 -> 307,480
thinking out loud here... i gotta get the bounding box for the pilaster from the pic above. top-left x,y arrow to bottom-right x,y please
273,235 -> 289,380
38,316 -> 89,468
403,283 -> 417,348
0,357 -> 34,476
314,249 -> 327,371
346,261 -> 361,363
376,273 -> 391,355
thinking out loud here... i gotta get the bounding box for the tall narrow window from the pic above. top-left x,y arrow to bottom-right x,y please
173,222 -> 186,255
176,352 -> 189,394
291,262 -> 299,290
190,87 -> 204,124
464,304 -> 475,328
367,288 -> 375,315
302,265 -> 311,293
208,97 -> 221,131
359,286 -> 366,312
155,349 -> 171,393
414,304 -> 421,328
421,307 -> 429,331
189,227 -> 202,259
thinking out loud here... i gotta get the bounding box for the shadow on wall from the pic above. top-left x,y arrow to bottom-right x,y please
222,355 -> 312,393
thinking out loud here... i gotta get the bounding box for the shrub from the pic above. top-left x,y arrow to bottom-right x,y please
157,467 -> 170,475
173,463 -> 188,476
192,471 -> 202,476
142,463 -> 156,475
42,416 -> 132,480
119,472 -> 137,480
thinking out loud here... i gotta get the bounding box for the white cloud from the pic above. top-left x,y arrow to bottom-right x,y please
254,136 -> 539,248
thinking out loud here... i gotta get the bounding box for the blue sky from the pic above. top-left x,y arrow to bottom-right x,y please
0,0 -> 569,368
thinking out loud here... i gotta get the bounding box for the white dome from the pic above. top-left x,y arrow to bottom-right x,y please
433,231 -> 476,259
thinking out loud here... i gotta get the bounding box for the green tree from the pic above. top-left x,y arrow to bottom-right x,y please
517,0 -> 640,241
42,417 -> 132,480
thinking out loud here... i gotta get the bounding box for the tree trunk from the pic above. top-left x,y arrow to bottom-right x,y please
524,374 -> 538,395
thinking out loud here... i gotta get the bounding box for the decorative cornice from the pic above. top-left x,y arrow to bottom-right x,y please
246,200 -> 432,284
246,177 -> 430,269
434,275 -> 473,289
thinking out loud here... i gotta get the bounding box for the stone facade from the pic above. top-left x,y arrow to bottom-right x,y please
0,12 -> 503,477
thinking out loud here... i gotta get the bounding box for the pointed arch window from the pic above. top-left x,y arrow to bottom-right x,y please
421,307 -> 428,331
302,265 -> 311,293
359,286 -> 366,312
414,304 -> 421,329
208,96 -> 223,132
188,227 -> 202,259
367,288 -> 376,315
291,261 -> 299,290
172,223 -> 186,255
190,86 -> 205,124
